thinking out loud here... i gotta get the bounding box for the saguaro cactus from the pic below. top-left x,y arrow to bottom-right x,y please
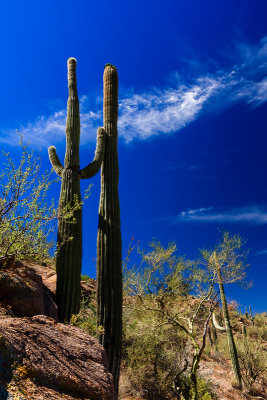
48,58 -> 105,323
97,65 -> 122,392
217,267 -> 242,388
209,251 -> 242,389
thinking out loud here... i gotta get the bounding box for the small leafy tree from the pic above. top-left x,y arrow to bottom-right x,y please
201,232 -> 249,389
0,138 -> 79,266
123,241 -> 218,400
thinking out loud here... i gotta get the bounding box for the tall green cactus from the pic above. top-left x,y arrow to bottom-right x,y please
249,306 -> 255,325
208,248 -> 243,389
48,58 -> 105,323
216,266 -> 242,388
97,65 -> 122,392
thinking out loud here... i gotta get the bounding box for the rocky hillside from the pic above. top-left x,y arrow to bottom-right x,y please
0,262 -> 115,400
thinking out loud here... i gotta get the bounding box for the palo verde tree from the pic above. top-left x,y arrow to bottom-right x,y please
0,137 -> 59,265
123,241 -> 219,400
97,64 -> 122,392
201,232 -> 248,389
49,58 -> 105,323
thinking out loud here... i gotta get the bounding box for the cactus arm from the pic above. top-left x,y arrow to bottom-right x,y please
48,146 -> 64,177
80,127 -> 106,179
212,311 -> 226,331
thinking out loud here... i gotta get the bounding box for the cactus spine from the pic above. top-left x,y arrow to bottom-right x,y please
97,65 -> 122,392
48,58 -> 105,323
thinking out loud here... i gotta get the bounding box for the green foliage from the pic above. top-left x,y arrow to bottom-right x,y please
123,240 -> 191,298
238,313 -> 267,389
0,138 -> 60,265
178,377 -> 216,400
238,339 -> 267,389
122,293 -> 217,399
252,312 -> 267,340
70,294 -> 98,337
200,231 -> 249,285
80,273 -> 92,282
195,378 -> 216,400
121,235 -> 266,398
122,296 -> 188,399
123,241 -> 218,400
200,232 -> 250,388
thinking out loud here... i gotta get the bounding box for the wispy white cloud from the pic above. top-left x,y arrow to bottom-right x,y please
1,36 -> 266,147
255,248 -> 267,256
177,205 -> 267,225
118,76 -> 223,141
0,109 -> 103,147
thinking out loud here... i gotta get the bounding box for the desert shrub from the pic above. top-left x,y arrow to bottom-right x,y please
239,341 -> 267,389
121,305 -> 216,400
177,376 -> 216,400
121,241 -> 220,399
121,300 -> 188,400
249,312 -> 267,340
237,318 -> 267,389
0,140 -> 57,264
70,294 -> 98,337
0,136 -> 88,268
0,137 -> 84,266
81,274 -> 92,282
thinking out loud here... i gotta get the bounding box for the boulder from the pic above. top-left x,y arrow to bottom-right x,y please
0,263 -> 57,320
0,315 -> 116,400
28,264 -> 96,304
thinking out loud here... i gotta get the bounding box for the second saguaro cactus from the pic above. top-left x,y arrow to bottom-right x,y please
97,65 -> 122,392
210,251 -> 243,389
48,58 -> 105,322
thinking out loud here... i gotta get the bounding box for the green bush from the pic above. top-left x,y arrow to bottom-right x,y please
0,139 -> 59,265
121,302 -> 188,399
121,240 -> 223,399
70,294 -> 98,337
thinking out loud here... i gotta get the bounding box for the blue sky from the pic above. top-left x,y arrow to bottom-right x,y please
0,1 -> 266,312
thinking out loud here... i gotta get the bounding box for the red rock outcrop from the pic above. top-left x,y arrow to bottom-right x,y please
0,261 -> 97,321
0,264 -> 115,399
29,263 -> 96,303
0,263 -> 58,320
0,315 -> 117,399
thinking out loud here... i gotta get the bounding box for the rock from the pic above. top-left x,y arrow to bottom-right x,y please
28,264 -> 57,297
29,264 -> 96,302
0,315 -> 117,400
248,382 -> 266,397
0,263 -> 57,320
0,264 -> 112,398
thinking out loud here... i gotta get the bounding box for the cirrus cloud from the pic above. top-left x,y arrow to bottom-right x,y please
177,205 -> 267,225
1,37 -> 266,147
